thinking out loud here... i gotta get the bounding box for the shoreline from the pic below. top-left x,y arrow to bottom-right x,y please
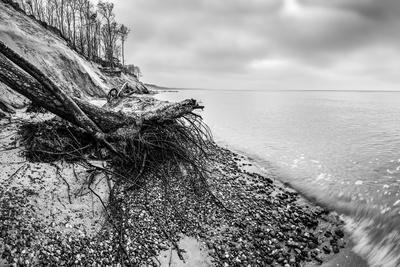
1,113 -> 352,266
217,144 -> 369,267
217,142 -> 371,266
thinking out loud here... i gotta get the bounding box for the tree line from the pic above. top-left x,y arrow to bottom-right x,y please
13,0 -> 140,76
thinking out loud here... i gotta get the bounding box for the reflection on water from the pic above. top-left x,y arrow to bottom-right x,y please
156,90 -> 400,266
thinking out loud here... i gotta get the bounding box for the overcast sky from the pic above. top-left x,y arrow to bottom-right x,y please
112,0 -> 400,90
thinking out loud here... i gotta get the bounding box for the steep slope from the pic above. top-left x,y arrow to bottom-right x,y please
0,1 -> 142,111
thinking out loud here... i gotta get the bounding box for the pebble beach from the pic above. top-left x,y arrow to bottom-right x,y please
0,114 -> 349,266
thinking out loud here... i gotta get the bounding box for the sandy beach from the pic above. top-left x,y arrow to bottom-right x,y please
3,0 -> 400,265
1,111 -> 350,266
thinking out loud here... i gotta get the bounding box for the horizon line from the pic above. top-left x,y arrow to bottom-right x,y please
158,87 -> 400,93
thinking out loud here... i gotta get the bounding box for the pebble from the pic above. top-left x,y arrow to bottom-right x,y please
0,141 -> 348,266
322,246 -> 331,254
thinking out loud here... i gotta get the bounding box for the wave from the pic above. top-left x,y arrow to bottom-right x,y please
322,196 -> 400,267
277,180 -> 400,267
207,143 -> 400,267
344,216 -> 400,267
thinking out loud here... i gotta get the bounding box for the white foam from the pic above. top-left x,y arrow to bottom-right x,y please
380,207 -> 391,214
355,180 -> 363,185
316,173 -> 325,181
344,216 -> 400,267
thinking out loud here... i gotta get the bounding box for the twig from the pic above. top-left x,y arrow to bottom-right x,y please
125,152 -> 147,192
0,161 -> 27,165
6,163 -> 27,182
72,164 -> 79,182
57,195 -> 67,209
153,255 -> 162,267
32,144 -> 91,155
0,146 -> 21,152
103,171 -> 113,193
193,164 -> 234,213
169,247 -> 173,267
0,132 -> 16,140
79,161 -> 124,181
145,205 -> 185,262
87,175 -> 132,265
52,163 -> 72,204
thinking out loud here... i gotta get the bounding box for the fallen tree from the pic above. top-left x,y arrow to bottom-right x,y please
0,40 -> 235,265
0,40 -> 212,187
0,42 -> 203,135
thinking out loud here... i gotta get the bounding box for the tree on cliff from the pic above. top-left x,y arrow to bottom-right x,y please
97,1 -> 118,68
17,0 -> 131,68
119,24 -> 130,68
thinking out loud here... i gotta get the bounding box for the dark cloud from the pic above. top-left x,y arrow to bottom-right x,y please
302,0 -> 400,21
113,0 -> 400,89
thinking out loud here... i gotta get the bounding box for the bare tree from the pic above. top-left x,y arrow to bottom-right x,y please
15,0 -> 138,72
97,1 -> 119,68
44,0 -> 55,27
119,24 -> 130,68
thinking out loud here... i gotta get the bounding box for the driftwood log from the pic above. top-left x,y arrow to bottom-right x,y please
0,41 -> 203,143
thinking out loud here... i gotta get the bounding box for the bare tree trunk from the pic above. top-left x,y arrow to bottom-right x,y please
0,42 -> 202,136
60,0 -> 65,36
122,38 -> 125,67
72,1 -> 76,48
86,1 -> 91,60
0,98 -> 15,114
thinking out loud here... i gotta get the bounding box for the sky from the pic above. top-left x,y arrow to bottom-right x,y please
112,0 -> 400,90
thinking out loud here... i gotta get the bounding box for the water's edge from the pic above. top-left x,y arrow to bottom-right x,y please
217,141 -> 370,266
156,90 -> 400,267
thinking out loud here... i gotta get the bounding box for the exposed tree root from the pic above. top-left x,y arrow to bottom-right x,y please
0,40 -> 235,264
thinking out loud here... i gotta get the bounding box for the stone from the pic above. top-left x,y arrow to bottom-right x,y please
334,229 -> 344,238
324,231 -> 332,238
322,246 -> 331,254
308,242 -> 317,249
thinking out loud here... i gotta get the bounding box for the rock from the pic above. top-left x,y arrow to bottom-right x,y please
324,231 -> 332,238
314,256 -> 323,264
332,245 -> 339,254
334,229 -> 344,238
287,241 -> 300,248
277,257 -> 285,263
279,193 -> 289,200
265,257 -> 274,264
308,242 -> 317,249
322,246 -> 331,254
337,239 -> 346,248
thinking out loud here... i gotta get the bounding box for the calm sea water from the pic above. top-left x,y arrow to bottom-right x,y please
156,90 -> 400,267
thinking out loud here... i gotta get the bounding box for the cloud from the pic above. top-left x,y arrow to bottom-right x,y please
112,0 -> 400,90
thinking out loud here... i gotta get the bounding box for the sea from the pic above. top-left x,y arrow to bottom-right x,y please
156,89 -> 400,267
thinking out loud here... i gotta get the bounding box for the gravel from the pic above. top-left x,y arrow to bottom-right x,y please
0,122 -> 348,266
